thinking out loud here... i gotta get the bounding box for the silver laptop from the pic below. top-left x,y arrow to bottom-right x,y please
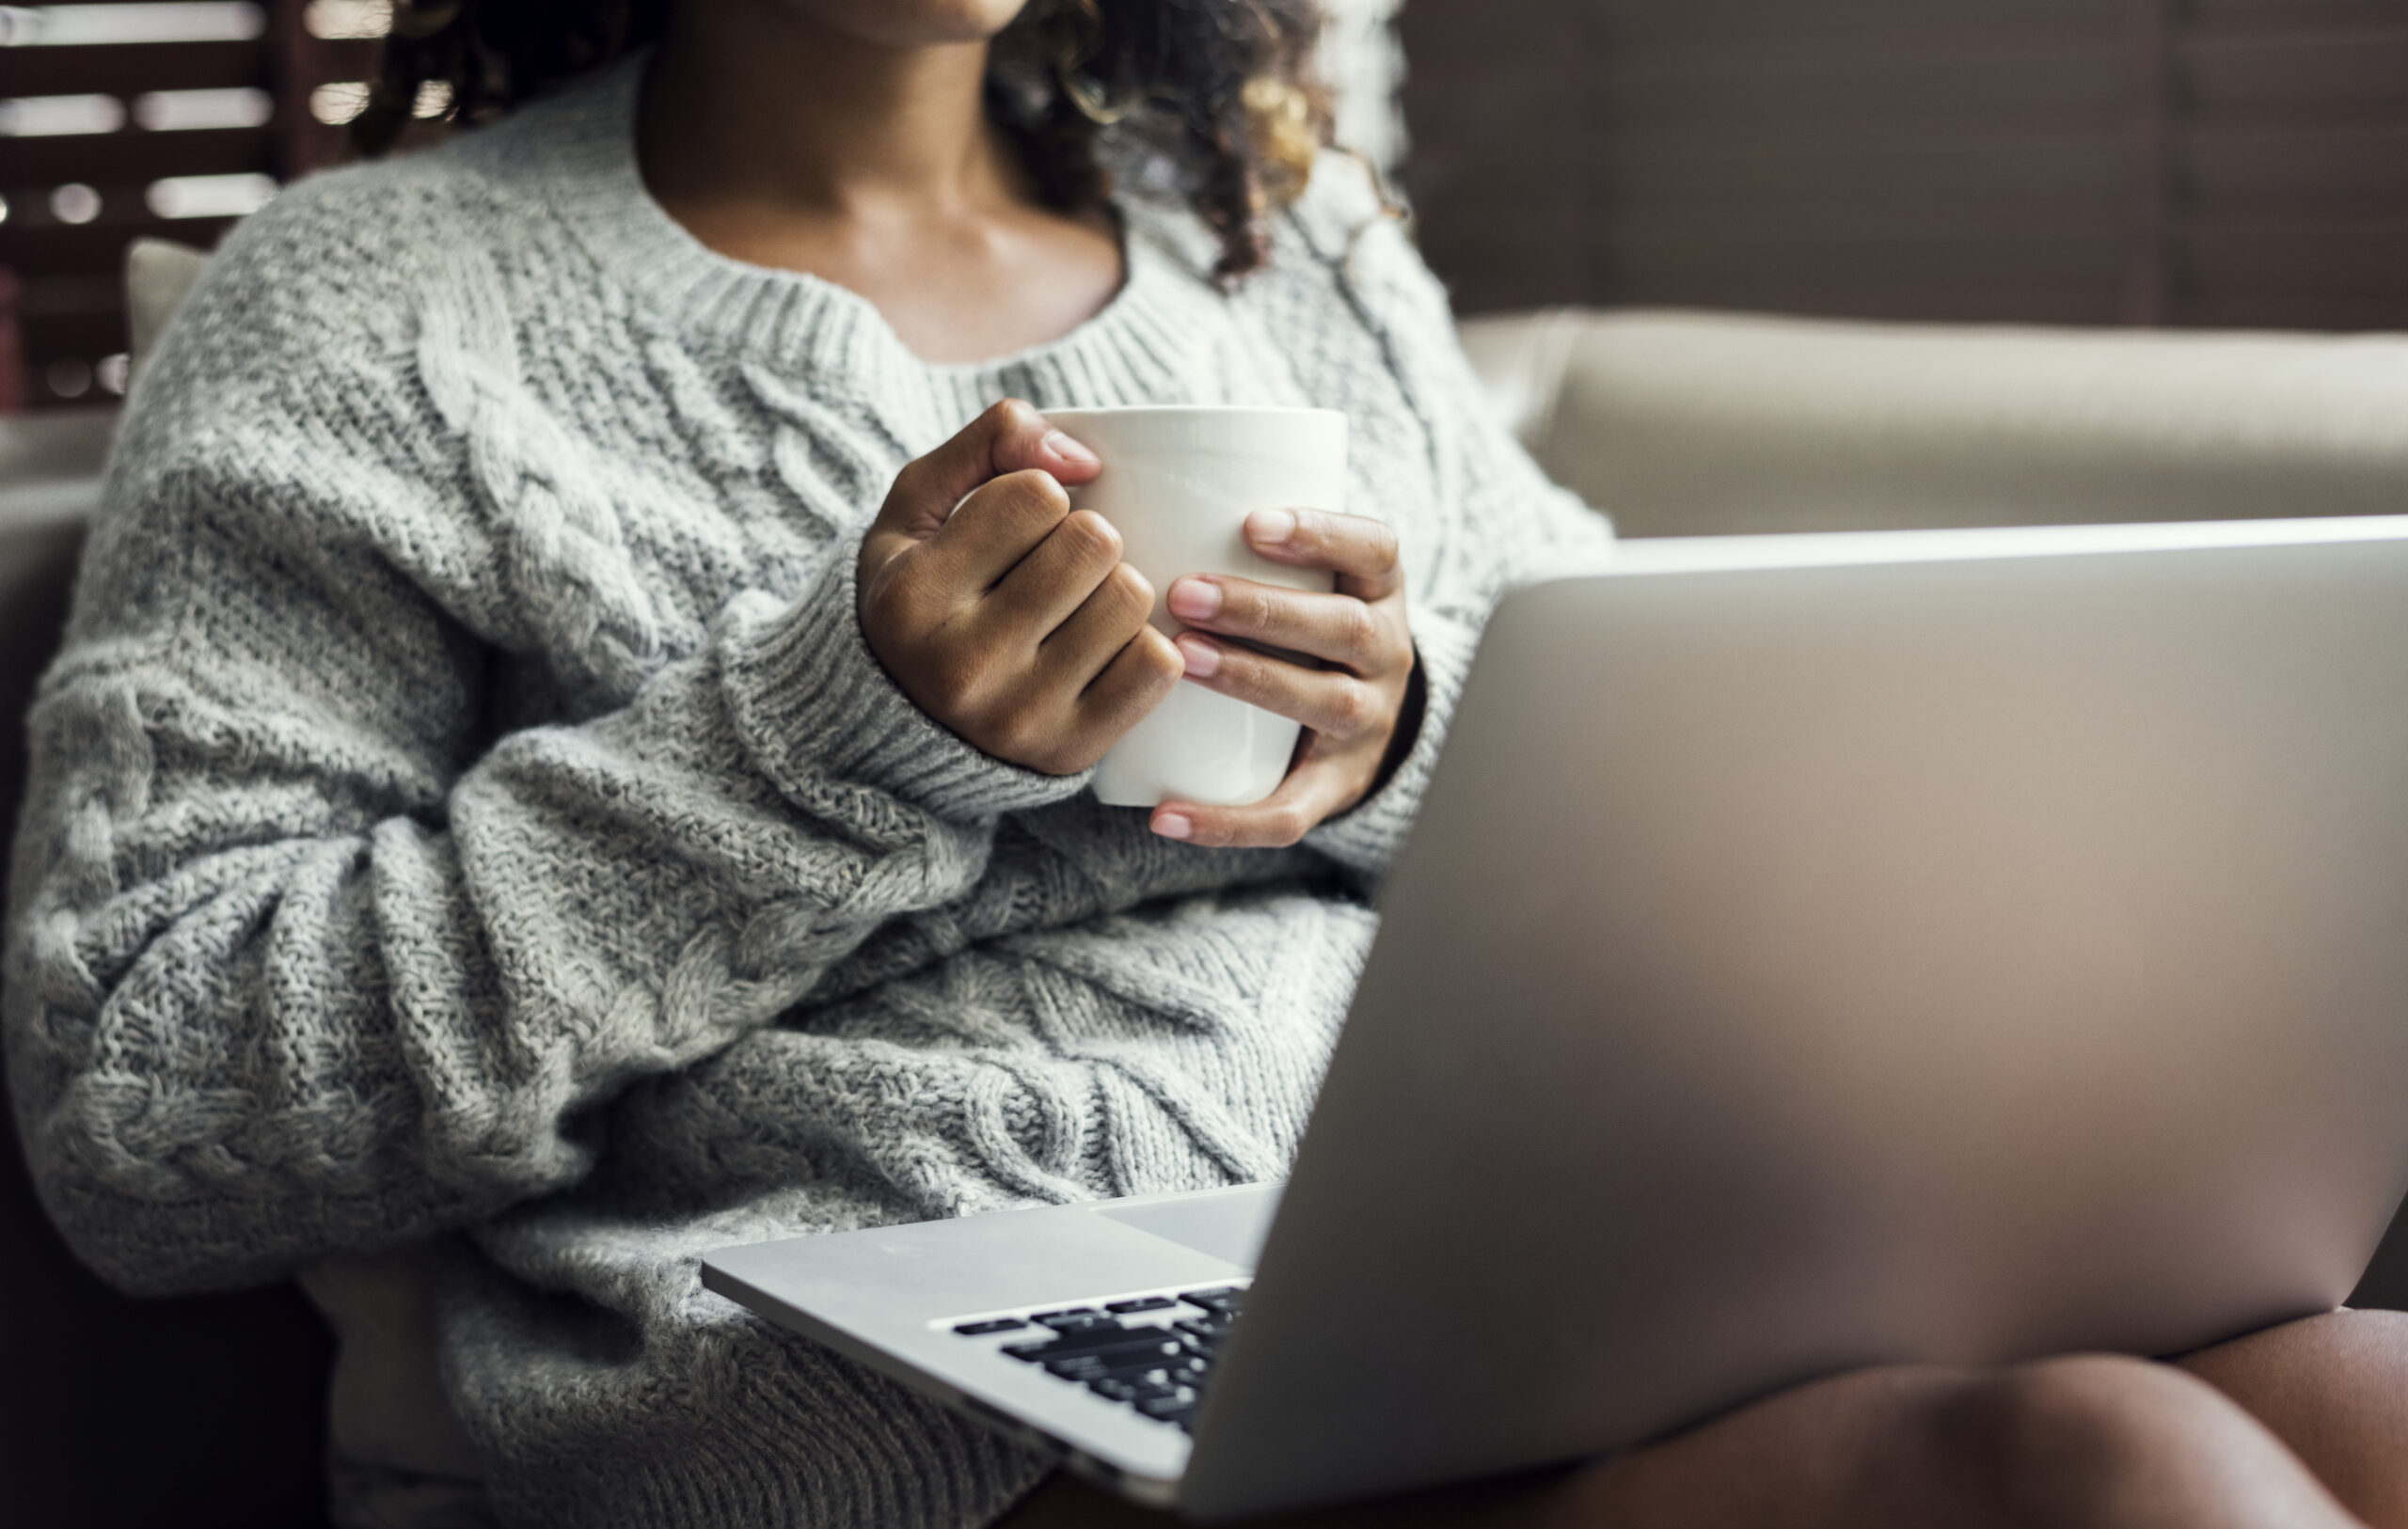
705,516 -> 2408,1521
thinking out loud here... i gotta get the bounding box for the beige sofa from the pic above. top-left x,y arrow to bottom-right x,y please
1461,308 -> 2408,540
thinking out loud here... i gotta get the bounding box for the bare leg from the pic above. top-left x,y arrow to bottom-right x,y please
1003,1353 -> 2362,1529
1577,1355 -> 2358,1529
2180,1310 -> 2408,1529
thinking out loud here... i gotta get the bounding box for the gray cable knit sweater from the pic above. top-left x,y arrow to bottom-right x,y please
5,57 -> 1613,1529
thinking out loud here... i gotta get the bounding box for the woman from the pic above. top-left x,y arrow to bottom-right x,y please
7,1 -> 2406,1526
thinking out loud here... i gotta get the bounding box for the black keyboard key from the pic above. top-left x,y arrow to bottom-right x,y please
1022,1322 -> 1153,1354
1104,1296 -> 1176,1314
1179,1287 -> 1246,1316
1173,1318 -> 1228,1346
1136,1395 -> 1196,1424
1089,1376 -> 1178,1404
1033,1309 -> 1113,1332
1092,1347 -> 1189,1379
1006,1332 -> 1159,1359
1042,1338 -> 1186,1381
953,1318 -> 1027,1336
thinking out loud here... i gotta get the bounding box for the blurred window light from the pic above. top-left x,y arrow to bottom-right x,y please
310,81 -> 369,125
0,92 -> 125,135
414,79 -> 451,118
47,358 -> 94,400
134,86 -> 272,131
50,181 -> 101,223
303,0 -> 386,39
0,192 -> 9,223
0,3 -> 266,45
96,353 -> 131,395
147,170 -> 275,219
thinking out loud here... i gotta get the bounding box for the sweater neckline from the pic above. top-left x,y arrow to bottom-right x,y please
527,55 -> 1217,426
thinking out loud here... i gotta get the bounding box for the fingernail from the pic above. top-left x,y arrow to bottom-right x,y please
1168,578 -> 1221,622
1248,508 -> 1298,544
1153,812 -> 1193,841
1176,634 -> 1220,677
1044,430 -> 1099,466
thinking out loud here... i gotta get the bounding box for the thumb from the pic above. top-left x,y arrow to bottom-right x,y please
876,399 -> 1101,545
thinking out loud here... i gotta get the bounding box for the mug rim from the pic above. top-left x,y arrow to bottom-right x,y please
1041,404 -> 1346,420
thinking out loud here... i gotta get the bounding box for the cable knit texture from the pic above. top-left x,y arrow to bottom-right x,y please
4,57 -> 1615,1529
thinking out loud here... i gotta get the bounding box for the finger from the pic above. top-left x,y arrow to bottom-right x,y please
876,399 -> 1101,542
1244,507 -> 1402,602
1075,625 -> 1184,741
1037,561 -> 1157,688
989,511 -> 1126,638
1165,577 -> 1393,676
1150,757 -> 1356,850
1172,634 -> 1386,739
918,468 -> 1076,596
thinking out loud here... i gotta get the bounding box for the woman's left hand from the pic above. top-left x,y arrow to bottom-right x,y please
1149,507 -> 1418,848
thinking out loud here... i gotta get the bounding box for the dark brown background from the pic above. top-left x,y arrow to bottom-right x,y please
1400,0 -> 2408,328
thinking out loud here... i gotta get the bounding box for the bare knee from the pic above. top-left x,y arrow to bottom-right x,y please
2185,1306 -> 2408,1388
1932,1354 -> 2354,1529
2183,1309 -> 2408,1529
1938,1356 -> 2184,1523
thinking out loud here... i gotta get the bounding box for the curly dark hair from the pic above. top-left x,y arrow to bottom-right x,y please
356,0 -> 1332,278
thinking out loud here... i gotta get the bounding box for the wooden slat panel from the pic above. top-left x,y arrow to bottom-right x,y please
16,272 -> 122,315
2182,29 -> 2408,119
2170,4 -> 2408,324
1416,256 -> 1592,317
2190,0 -> 2408,26
1593,135 -> 2139,209
1399,0 -> 1589,313
7,126 -> 277,184
20,307 -> 132,364
1588,0 -> 2115,48
1406,72 -> 1581,157
1590,39 -> 2131,131
272,21 -> 378,179
2,1 -> 385,405
1,36 -> 377,95
2180,291 -> 2408,329
1601,228 -> 2130,298
1396,0 -> 1571,52
3,215 -> 236,278
1404,0 -> 2408,328
1415,205 -> 1592,309
2185,221 -> 2408,296
309,36 -> 380,76
1402,157 -> 1577,224
0,39 -> 269,93
2183,125 -> 2408,211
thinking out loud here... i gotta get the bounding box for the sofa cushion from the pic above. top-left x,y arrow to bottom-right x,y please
127,237 -> 212,380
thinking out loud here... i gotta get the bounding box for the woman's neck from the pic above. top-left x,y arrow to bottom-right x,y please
642,0 -> 1017,224
638,0 -> 1125,366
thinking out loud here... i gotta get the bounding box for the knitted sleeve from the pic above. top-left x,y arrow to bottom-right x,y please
1293,160 -> 1621,877
2,182 -> 1080,1297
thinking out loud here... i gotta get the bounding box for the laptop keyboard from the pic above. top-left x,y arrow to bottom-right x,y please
947,1285 -> 1246,1433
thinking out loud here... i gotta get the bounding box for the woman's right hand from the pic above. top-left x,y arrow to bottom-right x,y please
858,401 -> 1185,776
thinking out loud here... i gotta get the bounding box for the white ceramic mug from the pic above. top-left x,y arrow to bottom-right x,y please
1045,406 -> 1352,808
